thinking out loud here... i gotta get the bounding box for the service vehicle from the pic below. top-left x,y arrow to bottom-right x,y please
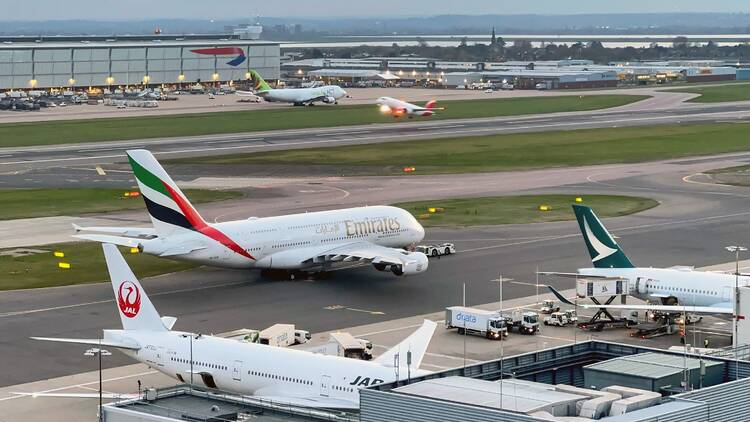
540,299 -> 560,314
445,306 -> 509,340
578,310 -> 640,332
501,310 -> 540,335
259,324 -> 310,347
417,243 -> 456,258
543,312 -> 570,327
301,332 -> 373,360
564,309 -> 578,324
500,82 -> 515,90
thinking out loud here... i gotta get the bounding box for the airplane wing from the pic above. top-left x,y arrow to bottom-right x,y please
72,224 -> 157,239
537,271 -> 625,280
578,303 -> 734,315
303,242 -> 423,267
374,319 -> 437,369
31,337 -> 141,350
72,234 -> 143,248
547,286 -> 734,315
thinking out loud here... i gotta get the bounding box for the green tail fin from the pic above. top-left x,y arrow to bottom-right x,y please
249,70 -> 271,92
572,204 -> 634,269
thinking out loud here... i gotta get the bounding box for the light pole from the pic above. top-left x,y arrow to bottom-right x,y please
84,346 -> 111,422
726,245 -> 746,380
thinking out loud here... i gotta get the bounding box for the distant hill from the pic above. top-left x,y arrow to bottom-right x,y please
1,14 -> 750,37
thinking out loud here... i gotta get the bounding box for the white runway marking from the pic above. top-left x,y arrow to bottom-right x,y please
0,370 -> 156,403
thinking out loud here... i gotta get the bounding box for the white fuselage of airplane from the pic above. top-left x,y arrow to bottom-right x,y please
375,96 -> 438,117
578,267 -> 750,307
260,85 -> 347,105
140,205 -> 424,270
114,329 -> 426,407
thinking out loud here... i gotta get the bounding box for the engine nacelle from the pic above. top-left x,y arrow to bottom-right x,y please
322,96 -> 337,104
391,252 -> 428,276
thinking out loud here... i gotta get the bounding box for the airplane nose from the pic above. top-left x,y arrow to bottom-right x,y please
415,223 -> 425,241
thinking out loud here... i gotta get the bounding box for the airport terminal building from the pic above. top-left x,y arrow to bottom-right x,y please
0,35 -> 280,90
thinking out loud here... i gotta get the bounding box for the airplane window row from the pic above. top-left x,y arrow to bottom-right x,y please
648,284 -> 718,296
171,357 -> 227,371
249,228 -> 278,234
273,241 -> 312,249
249,370 -> 313,385
333,385 -> 355,393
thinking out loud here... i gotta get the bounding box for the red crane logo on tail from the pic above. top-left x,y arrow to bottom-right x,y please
117,281 -> 141,318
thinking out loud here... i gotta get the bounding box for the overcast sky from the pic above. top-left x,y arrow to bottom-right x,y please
5,0 -> 750,20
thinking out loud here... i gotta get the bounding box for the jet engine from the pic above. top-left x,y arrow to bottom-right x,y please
391,252 -> 429,276
322,96 -> 337,104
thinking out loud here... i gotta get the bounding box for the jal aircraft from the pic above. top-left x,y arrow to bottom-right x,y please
74,150 -> 428,277
376,96 -> 444,118
249,70 -> 347,106
34,244 -> 437,409
544,204 -> 746,315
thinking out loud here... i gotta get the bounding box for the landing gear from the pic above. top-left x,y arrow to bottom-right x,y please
373,263 -> 388,271
391,265 -> 404,276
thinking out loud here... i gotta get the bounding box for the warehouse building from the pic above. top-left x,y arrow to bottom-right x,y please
0,35 -> 280,90
361,340 -> 750,421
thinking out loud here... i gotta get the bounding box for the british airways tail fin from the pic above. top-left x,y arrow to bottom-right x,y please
572,204 -> 634,269
375,320 -> 436,369
103,243 -> 168,331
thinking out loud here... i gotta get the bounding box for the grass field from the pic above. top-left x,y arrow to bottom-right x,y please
0,188 -> 243,220
706,165 -> 750,187
0,95 -> 646,147
666,83 -> 750,103
0,242 -> 197,290
394,195 -> 658,227
172,123 -> 750,175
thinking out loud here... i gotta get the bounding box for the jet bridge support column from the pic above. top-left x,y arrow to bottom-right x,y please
736,286 -> 750,347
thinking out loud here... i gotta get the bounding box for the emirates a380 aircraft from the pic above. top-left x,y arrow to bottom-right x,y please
74,150 -> 429,277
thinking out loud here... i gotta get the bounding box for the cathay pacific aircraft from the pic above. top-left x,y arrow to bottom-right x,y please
250,70 -> 347,106
34,244 -> 437,409
74,150 -> 428,277
544,204 -> 745,315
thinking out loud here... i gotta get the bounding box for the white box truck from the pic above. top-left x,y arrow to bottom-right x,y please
445,306 -> 508,340
259,324 -> 310,347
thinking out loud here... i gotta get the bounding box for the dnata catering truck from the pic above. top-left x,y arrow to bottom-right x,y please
445,306 -> 509,340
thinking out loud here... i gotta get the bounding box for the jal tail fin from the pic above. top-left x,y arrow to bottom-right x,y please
249,69 -> 272,93
126,149 -> 207,237
572,204 -> 634,269
374,320 -> 436,369
103,243 -> 167,331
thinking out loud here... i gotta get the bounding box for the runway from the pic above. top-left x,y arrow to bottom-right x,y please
3,149 -> 750,386
2,99 -> 749,173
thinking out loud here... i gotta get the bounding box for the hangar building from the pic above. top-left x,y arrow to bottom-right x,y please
0,35 -> 280,90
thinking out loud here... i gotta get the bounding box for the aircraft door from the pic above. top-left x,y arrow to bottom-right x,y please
320,375 -> 331,397
156,347 -> 165,367
636,278 -> 649,295
232,360 -> 242,382
723,287 -> 732,302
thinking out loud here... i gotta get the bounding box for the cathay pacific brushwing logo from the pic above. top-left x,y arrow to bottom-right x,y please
583,215 -> 618,262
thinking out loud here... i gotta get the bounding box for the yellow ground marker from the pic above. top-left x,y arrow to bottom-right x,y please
95,165 -> 106,176
53,251 -> 65,258
130,247 -> 140,254
575,197 -> 583,203
58,262 -> 71,269
539,205 -> 551,211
